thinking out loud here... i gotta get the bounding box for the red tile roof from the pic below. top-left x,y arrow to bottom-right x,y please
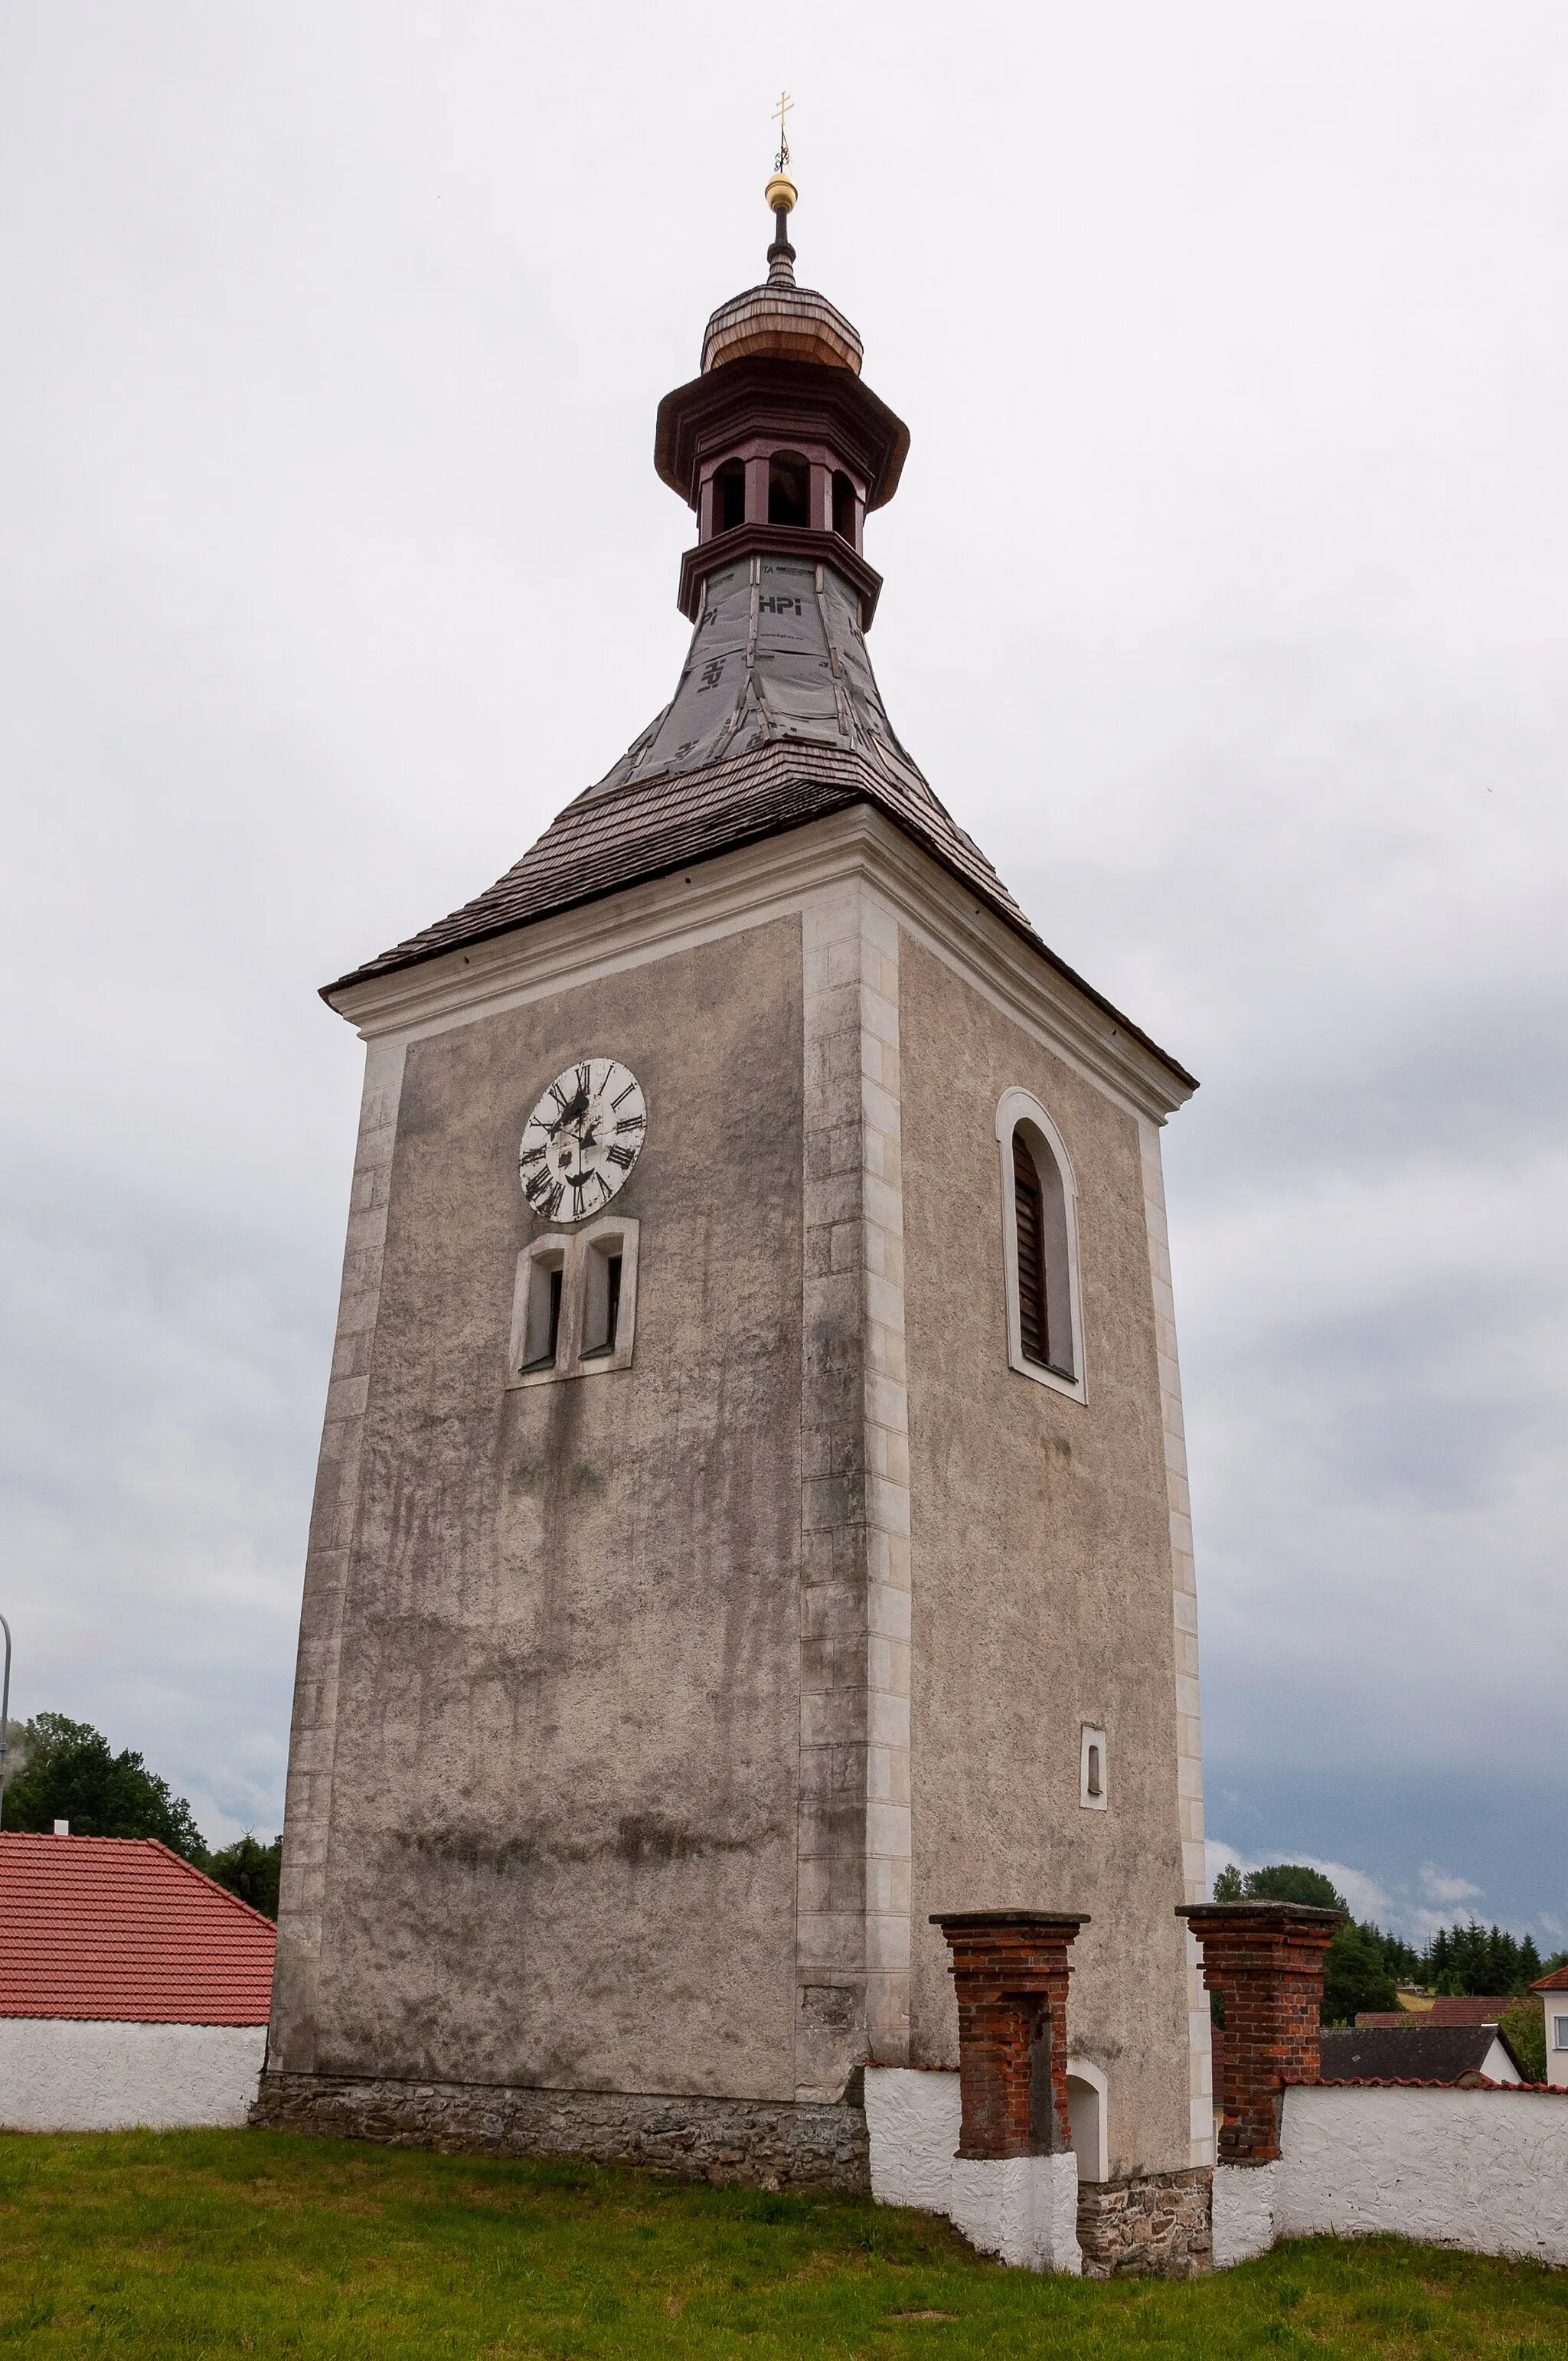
1533,1965 -> 1568,1992
1300,2077 -> 1568,2095
1357,1997 -> 1518,2027
0,1834 -> 275,2024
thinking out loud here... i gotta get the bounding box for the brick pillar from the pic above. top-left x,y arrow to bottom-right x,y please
1177,1902 -> 1341,2163
931,1911 -> 1088,2159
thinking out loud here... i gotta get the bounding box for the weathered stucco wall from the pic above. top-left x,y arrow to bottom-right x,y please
0,2019 -> 266,2130
279,919 -> 806,2103
898,935 -> 1192,2179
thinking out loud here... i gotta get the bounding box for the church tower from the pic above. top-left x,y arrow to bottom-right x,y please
262,166 -> 1211,2199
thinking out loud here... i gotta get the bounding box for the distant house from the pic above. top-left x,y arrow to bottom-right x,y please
1357,1997 -> 1519,2029
0,1832 -> 274,2129
1532,1966 -> 1568,2090
1318,2023 -> 1526,2087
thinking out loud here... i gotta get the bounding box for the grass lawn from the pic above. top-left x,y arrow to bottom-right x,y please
0,2131 -> 1563,2358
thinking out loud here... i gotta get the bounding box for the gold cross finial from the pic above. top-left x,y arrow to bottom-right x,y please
773,89 -> 793,173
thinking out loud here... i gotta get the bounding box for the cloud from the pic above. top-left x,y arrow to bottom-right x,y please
1205,1838 -> 1396,1933
1420,1865 -> 1485,1911
0,1 -> 1563,1917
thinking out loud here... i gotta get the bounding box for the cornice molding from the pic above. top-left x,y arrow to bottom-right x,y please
677,524 -> 883,627
655,357 -> 909,511
328,811 -> 1196,1127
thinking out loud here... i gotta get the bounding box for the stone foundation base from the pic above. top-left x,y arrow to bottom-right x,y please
250,2072 -> 869,2193
1076,2167 -> 1213,2278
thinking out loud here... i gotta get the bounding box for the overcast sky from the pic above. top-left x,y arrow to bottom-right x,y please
2,2 -> 1563,1948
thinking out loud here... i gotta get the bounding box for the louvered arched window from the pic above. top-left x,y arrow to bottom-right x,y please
996,1089 -> 1086,1400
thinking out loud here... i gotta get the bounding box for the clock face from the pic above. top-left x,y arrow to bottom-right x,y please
518,1058 -> 647,1224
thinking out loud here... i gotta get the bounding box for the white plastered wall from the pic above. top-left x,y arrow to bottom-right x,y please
1217,2085 -> 1568,2267
0,2019 -> 266,2131
864,2065 -> 1082,2272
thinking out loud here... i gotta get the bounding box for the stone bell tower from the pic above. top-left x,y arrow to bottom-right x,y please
260,165 -> 1211,2200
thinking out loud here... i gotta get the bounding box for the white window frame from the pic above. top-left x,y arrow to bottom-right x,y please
1080,1723 -> 1109,1811
506,1215 -> 640,1389
995,1087 -> 1086,1403
1553,2014 -> 1568,2051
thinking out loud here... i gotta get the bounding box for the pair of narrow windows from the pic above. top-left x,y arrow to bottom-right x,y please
508,1218 -> 639,1388
521,1246 -> 621,1370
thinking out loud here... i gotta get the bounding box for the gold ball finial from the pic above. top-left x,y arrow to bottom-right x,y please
765,171 -> 798,215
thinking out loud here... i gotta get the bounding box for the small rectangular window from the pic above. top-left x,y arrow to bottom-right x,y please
1553,2016 -> 1568,2050
521,1251 -> 565,1370
1080,1724 -> 1108,1811
581,1242 -> 624,1358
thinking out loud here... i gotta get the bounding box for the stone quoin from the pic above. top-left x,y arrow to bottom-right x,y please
257,156 -> 1213,2242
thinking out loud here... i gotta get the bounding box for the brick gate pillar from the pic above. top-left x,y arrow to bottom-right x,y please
1176,1902 -> 1342,2163
930,1911 -> 1089,2157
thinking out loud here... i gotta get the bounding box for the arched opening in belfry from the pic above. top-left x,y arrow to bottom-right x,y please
713,458 -> 746,534
832,469 -> 858,544
768,451 -> 810,527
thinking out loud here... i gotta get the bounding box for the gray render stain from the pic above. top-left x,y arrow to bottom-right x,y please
381,1816 -> 769,1874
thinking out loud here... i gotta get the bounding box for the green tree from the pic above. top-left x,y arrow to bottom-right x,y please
1420,1920 -> 1541,1997
1239,1863 -> 1346,1912
2,1713 -> 207,1864
207,1833 -> 282,1920
1322,1924 -> 1400,2024
1498,1997 -> 1547,2084
1208,1863 -> 1412,2025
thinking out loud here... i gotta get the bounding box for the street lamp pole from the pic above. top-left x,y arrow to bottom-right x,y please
0,1617 -> 11,1828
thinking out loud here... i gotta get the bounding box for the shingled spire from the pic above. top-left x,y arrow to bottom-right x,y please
321,175 -> 1191,1092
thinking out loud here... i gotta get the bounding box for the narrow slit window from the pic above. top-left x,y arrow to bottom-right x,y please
1013,1131 -> 1049,1366
1080,1724 -> 1109,1811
